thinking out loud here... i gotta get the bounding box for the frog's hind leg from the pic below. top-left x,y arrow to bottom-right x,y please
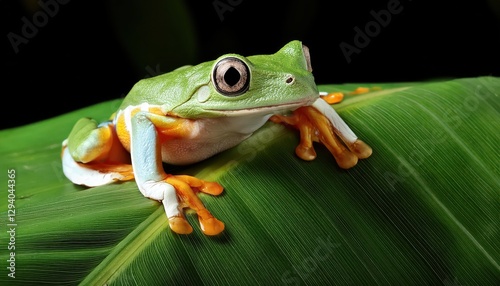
311,98 -> 372,160
62,118 -> 133,187
270,98 -> 372,169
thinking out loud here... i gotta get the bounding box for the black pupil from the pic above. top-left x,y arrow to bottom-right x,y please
224,66 -> 241,86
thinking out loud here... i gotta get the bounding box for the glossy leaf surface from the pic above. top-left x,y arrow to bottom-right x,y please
0,77 -> 498,285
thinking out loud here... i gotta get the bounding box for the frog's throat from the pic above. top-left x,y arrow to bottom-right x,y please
207,97 -> 318,117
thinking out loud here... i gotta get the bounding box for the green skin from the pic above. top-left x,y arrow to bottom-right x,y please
62,40 -> 337,235
119,40 -> 319,118
66,40 -> 319,167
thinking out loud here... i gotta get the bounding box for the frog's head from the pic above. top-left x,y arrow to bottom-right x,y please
172,40 -> 319,118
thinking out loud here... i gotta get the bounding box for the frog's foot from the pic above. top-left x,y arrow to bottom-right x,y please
62,118 -> 134,187
143,175 -> 224,235
320,91 -> 344,104
319,86 -> 382,105
62,145 -> 134,186
270,98 -> 372,169
348,86 -> 381,95
167,175 -> 225,235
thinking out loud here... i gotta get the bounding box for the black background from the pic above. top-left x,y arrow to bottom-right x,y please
2,0 -> 500,130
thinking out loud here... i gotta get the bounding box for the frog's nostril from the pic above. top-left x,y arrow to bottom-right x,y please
286,76 -> 295,85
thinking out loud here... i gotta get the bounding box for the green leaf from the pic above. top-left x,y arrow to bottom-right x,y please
1,77 -> 499,285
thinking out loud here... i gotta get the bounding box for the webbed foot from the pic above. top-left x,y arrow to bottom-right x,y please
270,97 -> 372,169
165,175 -> 225,235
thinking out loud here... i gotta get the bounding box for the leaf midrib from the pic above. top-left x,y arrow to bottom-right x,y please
79,207 -> 167,285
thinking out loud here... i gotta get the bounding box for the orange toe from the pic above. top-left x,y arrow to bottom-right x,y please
199,217 -> 225,236
169,216 -> 193,235
349,140 -> 373,159
200,181 -> 224,196
335,149 -> 359,169
197,209 -> 225,236
321,92 -> 344,104
295,144 -> 316,161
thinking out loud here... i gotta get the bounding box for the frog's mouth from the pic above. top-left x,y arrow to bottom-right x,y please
209,97 -> 318,117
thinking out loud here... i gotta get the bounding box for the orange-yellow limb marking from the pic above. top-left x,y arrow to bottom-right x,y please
348,86 -> 382,95
128,109 -> 225,236
270,98 -> 372,169
320,92 -> 344,104
165,175 -> 224,235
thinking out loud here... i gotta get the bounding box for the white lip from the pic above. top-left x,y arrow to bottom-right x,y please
209,97 -> 317,116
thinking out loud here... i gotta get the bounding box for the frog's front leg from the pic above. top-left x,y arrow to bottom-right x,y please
271,98 -> 372,169
130,112 -> 224,235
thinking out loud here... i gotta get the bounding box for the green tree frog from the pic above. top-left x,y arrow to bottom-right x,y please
62,41 -> 372,236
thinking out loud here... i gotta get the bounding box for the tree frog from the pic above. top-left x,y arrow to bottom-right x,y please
61,40 -> 372,236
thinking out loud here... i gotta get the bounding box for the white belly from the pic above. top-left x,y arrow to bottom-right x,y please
160,114 -> 272,165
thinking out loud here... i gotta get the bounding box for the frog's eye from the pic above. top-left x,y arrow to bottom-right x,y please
212,57 -> 250,96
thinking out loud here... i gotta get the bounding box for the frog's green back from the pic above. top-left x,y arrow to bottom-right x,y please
118,40 -> 317,118
118,61 -> 214,112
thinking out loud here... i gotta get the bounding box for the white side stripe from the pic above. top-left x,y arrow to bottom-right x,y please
61,147 -> 124,187
312,98 -> 358,144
